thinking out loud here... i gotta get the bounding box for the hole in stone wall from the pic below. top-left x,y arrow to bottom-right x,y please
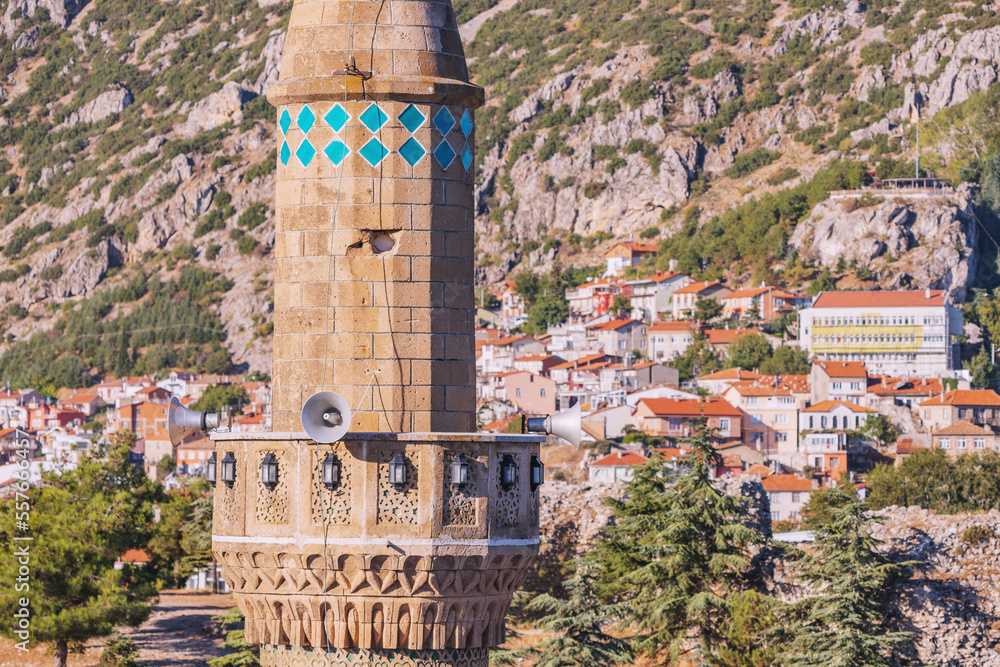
372,234 -> 395,253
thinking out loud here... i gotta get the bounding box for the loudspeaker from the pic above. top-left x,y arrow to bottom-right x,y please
167,397 -> 222,446
525,404 -> 582,447
301,391 -> 352,443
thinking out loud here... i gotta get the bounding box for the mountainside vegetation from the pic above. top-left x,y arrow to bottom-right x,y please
1,0 -> 1000,380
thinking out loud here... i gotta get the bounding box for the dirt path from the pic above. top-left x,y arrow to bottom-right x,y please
0,590 -> 234,667
120,590 -> 234,667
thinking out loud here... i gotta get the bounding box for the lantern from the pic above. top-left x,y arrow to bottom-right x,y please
261,453 -> 278,490
500,454 -> 517,491
206,451 -> 217,484
322,453 -> 341,489
220,452 -> 236,488
530,455 -> 544,492
451,454 -> 469,486
389,452 -> 407,489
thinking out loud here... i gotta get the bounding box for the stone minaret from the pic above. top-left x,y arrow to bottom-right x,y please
210,1 -> 542,666
267,0 -> 482,435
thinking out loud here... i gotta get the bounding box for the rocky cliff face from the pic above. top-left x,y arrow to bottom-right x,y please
1,0 -> 1000,377
789,186 -> 980,301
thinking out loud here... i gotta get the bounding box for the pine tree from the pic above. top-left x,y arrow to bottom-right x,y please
0,432 -> 161,667
783,490 -> 915,667
590,417 -> 769,663
524,566 -> 633,667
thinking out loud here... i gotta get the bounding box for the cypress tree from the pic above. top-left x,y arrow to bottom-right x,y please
783,490 -> 915,667
525,566 -> 633,667
590,417 -> 769,662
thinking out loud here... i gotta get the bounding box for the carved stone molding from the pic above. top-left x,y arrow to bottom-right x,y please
214,549 -> 534,651
260,645 -> 488,667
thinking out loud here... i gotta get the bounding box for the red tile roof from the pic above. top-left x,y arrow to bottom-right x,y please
649,271 -> 686,283
120,548 -> 151,564
933,420 -> 994,436
485,335 -> 533,347
591,451 -> 650,467
636,397 -> 742,417
812,290 -> 946,308
590,318 -> 643,332
919,390 -> 1000,407
814,361 -> 867,377
698,368 -> 763,381
761,474 -> 814,492
868,376 -> 943,395
706,329 -> 759,345
650,321 -> 697,332
605,242 -> 658,257
803,400 -> 876,413
674,280 -> 723,295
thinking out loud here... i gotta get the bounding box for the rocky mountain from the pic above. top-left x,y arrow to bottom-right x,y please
0,0 -> 999,383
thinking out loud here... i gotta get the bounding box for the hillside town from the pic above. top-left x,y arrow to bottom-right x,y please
477,243 -> 978,524
0,371 -> 270,494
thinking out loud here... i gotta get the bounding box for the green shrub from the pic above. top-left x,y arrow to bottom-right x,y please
583,182 -> 607,198
960,525 -> 995,546
237,235 -> 259,256
244,149 -> 276,182
38,264 -> 63,282
639,225 -> 660,239
767,167 -> 800,186
690,52 -> 735,80
725,148 -> 780,179
172,243 -> 196,260
205,244 -> 221,261
620,79 -> 654,108
238,202 -> 267,230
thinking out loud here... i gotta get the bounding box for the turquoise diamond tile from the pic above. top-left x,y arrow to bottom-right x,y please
399,104 -> 425,133
433,107 -> 455,136
324,103 -> 349,132
399,137 -> 426,166
359,104 -> 388,132
323,139 -> 349,166
461,143 -> 473,171
279,109 -> 291,135
280,140 -> 291,166
297,105 -> 316,134
434,140 -> 456,169
296,138 -> 316,167
359,137 -> 388,166
460,109 -> 473,138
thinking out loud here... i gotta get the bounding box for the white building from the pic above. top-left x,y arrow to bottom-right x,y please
798,290 -> 963,377
648,321 -> 697,361
588,450 -> 649,482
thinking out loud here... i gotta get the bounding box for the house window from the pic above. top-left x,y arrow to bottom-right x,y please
940,438 -> 950,450
831,457 -> 839,467
746,397 -> 759,406
958,439 -> 967,449
719,418 -> 730,433
540,388 -> 546,398
768,492 -> 779,504
771,511 -> 780,522
515,388 -> 521,398
809,416 -> 814,429
791,493 -> 800,503
975,438 -> 985,449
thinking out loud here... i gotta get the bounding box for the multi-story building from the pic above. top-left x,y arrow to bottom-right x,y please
604,242 -> 658,276
798,290 -> 963,377
587,319 -> 649,357
762,474 -> 815,522
720,286 -> 811,323
918,389 -> 1000,431
672,281 -> 733,320
696,368 -> 763,396
798,400 -> 876,433
931,421 -> 998,459
566,277 -> 621,318
648,321 -> 697,361
623,271 -> 692,319
632,397 -> 742,444
811,360 -> 868,404
497,280 -> 526,329
478,335 -> 546,374
722,375 -> 810,456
